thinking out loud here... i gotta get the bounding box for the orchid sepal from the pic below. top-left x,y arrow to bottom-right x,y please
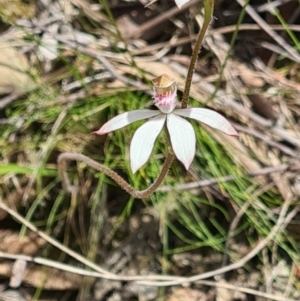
93,109 -> 160,135
174,108 -> 238,137
167,113 -> 196,170
130,115 -> 166,173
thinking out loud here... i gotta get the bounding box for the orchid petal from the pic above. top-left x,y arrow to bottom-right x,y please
167,113 -> 196,170
94,110 -> 161,135
130,114 -> 166,173
174,108 -> 238,136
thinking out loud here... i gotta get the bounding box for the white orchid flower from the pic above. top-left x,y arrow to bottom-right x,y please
94,74 -> 238,174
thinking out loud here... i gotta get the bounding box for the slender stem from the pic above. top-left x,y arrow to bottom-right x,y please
181,0 -> 214,109
58,152 -> 174,199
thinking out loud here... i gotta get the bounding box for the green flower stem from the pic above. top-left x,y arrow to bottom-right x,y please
58,152 -> 174,199
181,0 -> 214,108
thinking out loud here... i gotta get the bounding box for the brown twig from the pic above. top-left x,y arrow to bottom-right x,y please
125,0 -> 199,39
131,24 -> 300,56
235,0 -> 300,63
58,152 -> 174,199
158,160 -> 300,192
0,199 -> 298,301
0,248 -> 297,301
232,123 -> 299,158
0,93 -> 23,109
138,197 -> 299,286
0,200 -> 114,277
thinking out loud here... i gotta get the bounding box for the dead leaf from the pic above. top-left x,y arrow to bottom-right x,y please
0,289 -> 26,301
248,94 -> 277,120
167,287 -> 208,301
216,280 -> 233,301
0,188 -> 31,221
0,0 -> 36,23
0,230 -> 46,255
0,44 -> 36,94
0,262 -> 83,290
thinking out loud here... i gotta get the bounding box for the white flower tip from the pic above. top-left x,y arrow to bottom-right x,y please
203,113 -> 239,137
182,159 -> 193,170
93,128 -> 106,135
181,146 -> 195,170
130,164 -> 138,174
167,113 -> 196,172
222,125 -> 239,137
130,157 -> 145,174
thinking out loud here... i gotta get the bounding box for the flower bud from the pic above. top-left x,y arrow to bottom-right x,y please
152,74 -> 176,95
152,74 -> 177,114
